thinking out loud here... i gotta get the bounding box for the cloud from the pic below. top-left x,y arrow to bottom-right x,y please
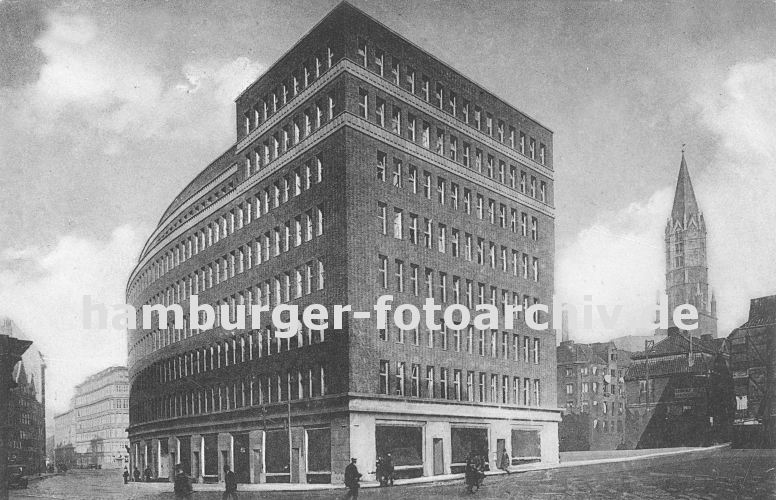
558,58 -> 776,342
4,9 -> 264,152
0,1 -> 47,87
0,226 -> 145,415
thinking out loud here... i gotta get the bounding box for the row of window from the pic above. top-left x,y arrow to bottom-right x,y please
355,39 -> 549,166
563,365 -> 619,378
378,360 -> 542,406
243,92 -> 336,177
132,366 -> 327,424
242,47 -> 336,135
377,254 -> 542,317
129,156 -> 324,303
565,382 -> 624,397
365,94 -> 549,204
378,206 -> 541,280
378,321 -> 541,363
141,204 -> 323,310
131,258 -> 325,360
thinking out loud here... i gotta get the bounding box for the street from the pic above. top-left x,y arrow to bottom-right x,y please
11,448 -> 776,500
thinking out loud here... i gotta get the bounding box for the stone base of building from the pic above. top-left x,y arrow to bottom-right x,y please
128,395 -> 561,484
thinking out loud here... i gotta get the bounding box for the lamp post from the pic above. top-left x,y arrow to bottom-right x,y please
0,334 -> 32,500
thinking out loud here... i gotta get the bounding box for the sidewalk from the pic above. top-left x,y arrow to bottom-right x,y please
128,443 -> 730,492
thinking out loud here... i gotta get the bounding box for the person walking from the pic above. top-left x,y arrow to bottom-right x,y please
173,464 -> 194,499
375,455 -> 385,486
123,467 -> 130,484
223,464 -> 238,500
499,450 -> 511,475
133,467 -> 141,482
384,453 -> 394,486
144,465 -> 152,482
343,458 -> 361,499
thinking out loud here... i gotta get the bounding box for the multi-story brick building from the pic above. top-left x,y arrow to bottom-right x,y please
73,367 -> 130,469
126,3 -> 559,485
729,295 -> 776,448
556,341 -> 630,451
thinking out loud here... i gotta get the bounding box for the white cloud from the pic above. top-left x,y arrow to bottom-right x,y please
558,58 -> 776,342
6,10 -> 264,152
0,226 -> 144,414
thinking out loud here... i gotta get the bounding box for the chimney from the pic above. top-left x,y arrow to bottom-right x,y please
561,309 -> 570,343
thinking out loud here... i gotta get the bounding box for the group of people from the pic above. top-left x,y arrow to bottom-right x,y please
374,453 -> 395,487
122,466 -> 152,484
173,463 -> 238,499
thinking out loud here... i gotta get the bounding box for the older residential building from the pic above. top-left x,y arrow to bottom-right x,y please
73,367 -> 130,468
729,295 -> 776,448
126,2 -> 559,485
0,318 -> 46,475
54,408 -> 77,469
556,341 -> 630,451
624,328 -> 733,448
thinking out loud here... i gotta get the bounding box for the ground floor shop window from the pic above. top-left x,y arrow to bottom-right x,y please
306,427 -> 331,483
178,436 -> 191,475
511,429 -> 540,464
375,425 -> 423,479
451,427 -> 489,473
265,429 -> 290,483
203,434 -> 219,481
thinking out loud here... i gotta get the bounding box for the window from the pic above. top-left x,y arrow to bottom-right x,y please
409,213 -> 418,244
377,151 -> 386,181
519,131 -> 526,154
437,177 -> 446,204
486,113 -> 493,135
436,128 -> 444,154
540,181 -> 547,203
411,364 -> 420,397
406,67 -> 416,93
396,361 -> 405,395
435,82 -> 444,109
464,189 -> 471,214
376,98 -> 385,127
438,224 -> 446,253
532,257 -> 539,281
395,260 -> 404,292
378,255 -> 388,288
474,106 -> 481,130
497,120 -> 505,142
410,265 -> 419,295
463,143 -> 470,167
393,208 -> 403,239
422,122 -> 430,148
392,106 -> 402,134
358,89 -> 368,118
407,114 -> 416,142
379,360 -> 389,394
566,384 -> 574,395
375,48 -> 384,76
539,143 -> 546,165
426,366 -> 435,397
533,379 -> 540,406
422,75 -> 430,102
408,165 -> 418,193
392,159 -> 402,188
462,99 -> 469,123
449,135 -> 457,161
391,57 -> 400,85
453,370 -> 462,400
531,217 -> 538,241
533,338 -> 540,364
529,138 -> 536,159
424,171 -> 432,199
440,368 -> 448,399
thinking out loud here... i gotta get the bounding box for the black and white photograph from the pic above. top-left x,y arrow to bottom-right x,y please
0,1 -> 774,498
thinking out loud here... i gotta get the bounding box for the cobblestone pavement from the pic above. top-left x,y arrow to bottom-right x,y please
11,448 -> 776,500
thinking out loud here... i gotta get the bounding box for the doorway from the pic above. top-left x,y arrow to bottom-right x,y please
433,438 -> 444,475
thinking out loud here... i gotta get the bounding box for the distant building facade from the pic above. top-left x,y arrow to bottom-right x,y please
664,152 -> 717,337
729,295 -> 776,448
624,329 -> 733,448
125,3 -> 559,485
73,367 -> 130,468
54,408 -> 77,468
557,341 -> 631,451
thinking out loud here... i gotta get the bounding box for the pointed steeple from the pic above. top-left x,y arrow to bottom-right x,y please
671,151 -> 700,224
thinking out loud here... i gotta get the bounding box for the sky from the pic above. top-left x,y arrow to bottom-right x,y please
1,0 -> 775,416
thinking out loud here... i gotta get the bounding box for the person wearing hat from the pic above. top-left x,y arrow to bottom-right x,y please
344,458 -> 362,499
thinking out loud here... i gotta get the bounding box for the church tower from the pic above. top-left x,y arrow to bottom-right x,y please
665,152 -> 717,337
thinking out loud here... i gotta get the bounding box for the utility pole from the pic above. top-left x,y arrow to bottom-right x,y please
0,334 -> 32,500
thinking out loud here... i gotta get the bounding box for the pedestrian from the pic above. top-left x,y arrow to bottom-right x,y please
384,453 -> 394,486
464,455 -> 478,494
499,450 -> 511,475
173,464 -> 194,499
375,455 -> 385,486
123,467 -> 130,484
223,464 -> 238,500
343,457 -> 361,499
144,465 -> 152,482
133,466 -> 141,482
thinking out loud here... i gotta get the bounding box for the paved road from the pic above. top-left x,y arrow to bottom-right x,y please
11,448 -> 776,499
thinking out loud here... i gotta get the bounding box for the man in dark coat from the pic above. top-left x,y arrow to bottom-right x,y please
344,458 -> 361,499
384,453 -> 394,486
123,468 -> 130,484
133,467 -> 141,482
173,464 -> 193,499
223,464 -> 238,499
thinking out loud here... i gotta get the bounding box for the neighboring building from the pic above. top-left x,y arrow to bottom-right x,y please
556,341 -> 631,451
624,328 -> 733,448
73,367 -> 130,469
54,408 -> 77,469
1,318 -> 46,474
125,3 -> 559,485
664,152 -> 717,337
729,295 -> 776,448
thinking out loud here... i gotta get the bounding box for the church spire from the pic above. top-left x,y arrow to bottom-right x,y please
671,150 -> 700,224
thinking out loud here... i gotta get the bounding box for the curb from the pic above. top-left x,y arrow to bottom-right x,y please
124,443 -> 731,492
